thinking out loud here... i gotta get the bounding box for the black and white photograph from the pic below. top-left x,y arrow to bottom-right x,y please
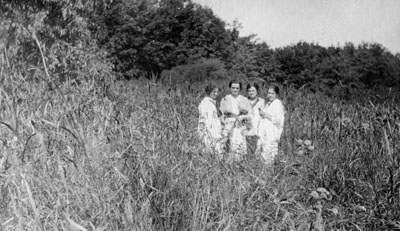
1,0 -> 400,230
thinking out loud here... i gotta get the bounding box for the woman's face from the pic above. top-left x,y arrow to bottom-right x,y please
209,88 -> 219,100
267,88 -> 277,101
230,83 -> 240,96
247,86 -> 258,99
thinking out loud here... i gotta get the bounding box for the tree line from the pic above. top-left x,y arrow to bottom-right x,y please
1,0 -> 399,97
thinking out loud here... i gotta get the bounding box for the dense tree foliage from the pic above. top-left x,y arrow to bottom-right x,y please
270,41 -> 400,97
0,0 -> 114,87
92,0 -> 236,78
1,0 -> 400,96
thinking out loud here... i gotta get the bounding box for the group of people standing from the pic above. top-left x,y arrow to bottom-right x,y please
197,79 -> 285,165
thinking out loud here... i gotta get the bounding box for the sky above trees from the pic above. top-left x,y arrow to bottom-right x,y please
193,0 -> 400,54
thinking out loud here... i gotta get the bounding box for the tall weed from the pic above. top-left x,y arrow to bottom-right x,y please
0,62 -> 399,230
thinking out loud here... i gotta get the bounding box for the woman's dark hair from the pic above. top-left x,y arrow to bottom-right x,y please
246,83 -> 260,92
269,84 -> 280,95
204,83 -> 219,95
228,79 -> 242,90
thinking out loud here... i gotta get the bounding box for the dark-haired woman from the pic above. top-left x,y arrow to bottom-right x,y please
220,79 -> 252,160
245,83 -> 265,157
198,83 -> 223,156
258,85 -> 285,165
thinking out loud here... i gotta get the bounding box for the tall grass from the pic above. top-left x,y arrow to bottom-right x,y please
1,57 -> 399,230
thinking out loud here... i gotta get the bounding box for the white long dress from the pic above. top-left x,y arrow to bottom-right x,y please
220,94 -> 252,160
198,97 -> 222,156
246,97 -> 265,155
247,97 -> 265,136
257,99 -> 285,165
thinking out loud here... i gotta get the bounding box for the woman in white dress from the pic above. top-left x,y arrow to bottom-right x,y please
245,83 -> 265,157
198,83 -> 223,157
220,79 -> 252,160
258,85 -> 285,165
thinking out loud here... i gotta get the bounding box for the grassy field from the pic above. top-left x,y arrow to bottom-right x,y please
0,71 -> 399,230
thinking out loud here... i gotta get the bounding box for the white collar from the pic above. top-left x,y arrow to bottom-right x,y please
205,96 -> 216,104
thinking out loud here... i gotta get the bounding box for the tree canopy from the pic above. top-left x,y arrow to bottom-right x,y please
1,0 -> 399,96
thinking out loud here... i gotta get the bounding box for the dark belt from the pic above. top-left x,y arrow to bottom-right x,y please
223,113 -> 238,118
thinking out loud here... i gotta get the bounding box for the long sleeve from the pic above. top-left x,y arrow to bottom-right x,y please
220,95 -> 240,116
198,97 -> 222,139
199,102 -> 212,129
261,100 -> 284,125
246,98 -> 265,136
219,96 -> 229,114
238,95 -> 253,115
198,98 -> 223,154
269,100 -> 284,128
267,100 -> 285,139
257,99 -> 284,163
251,98 -> 265,119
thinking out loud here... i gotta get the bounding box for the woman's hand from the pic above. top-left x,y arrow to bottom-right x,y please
259,109 -> 271,120
217,110 -> 222,117
259,108 -> 266,118
239,109 -> 248,115
198,122 -> 206,132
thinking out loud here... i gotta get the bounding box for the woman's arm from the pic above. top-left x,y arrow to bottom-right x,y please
259,107 -> 268,119
269,100 -> 285,126
199,102 -> 213,130
239,96 -> 253,115
260,100 -> 284,126
219,96 -> 228,114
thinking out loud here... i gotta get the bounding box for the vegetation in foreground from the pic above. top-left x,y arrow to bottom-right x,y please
1,71 -> 399,230
1,0 -> 400,230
